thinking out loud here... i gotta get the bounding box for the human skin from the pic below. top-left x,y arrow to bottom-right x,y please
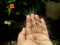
17,14 -> 53,45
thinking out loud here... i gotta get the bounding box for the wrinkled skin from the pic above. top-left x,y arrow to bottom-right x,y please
17,14 -> 53,45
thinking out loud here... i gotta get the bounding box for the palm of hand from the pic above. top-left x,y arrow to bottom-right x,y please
17,14 -> 53,45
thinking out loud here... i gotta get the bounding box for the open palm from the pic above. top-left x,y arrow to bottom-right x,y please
17,14 -> 53,45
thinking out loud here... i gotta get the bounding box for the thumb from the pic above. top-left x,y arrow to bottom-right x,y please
17,28 -> 26,45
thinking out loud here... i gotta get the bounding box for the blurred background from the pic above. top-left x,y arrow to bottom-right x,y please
0,0 -> 60,45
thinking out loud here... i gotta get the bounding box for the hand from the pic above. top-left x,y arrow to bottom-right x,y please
17,14 -> 53,45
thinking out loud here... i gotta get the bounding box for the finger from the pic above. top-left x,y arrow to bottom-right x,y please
31,23 -> 37,33
34,15 -> 41,30
40,18 -> 47,30
30,14 -> 35,23
17,28 -> 26,45
30,14 -> 37,33
41,18 -> 46,26
34,15 -> 41,33
41,18 -> 48,35
26,15 -> 32,34
34,15 -> 41,22
26,15 -> 34,40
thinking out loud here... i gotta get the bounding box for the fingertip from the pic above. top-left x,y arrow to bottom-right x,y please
35,15 -> 39,18
41,18 -> 45,22
31,14 -> 34,17
22,28 -> 25,30
21,28 -> 26,34
18,28 -> 26,38
41,18 -> 46,24
34,15 -> 41,22
18,28 -> 26,36
26,15 -> 31,23
26,15 -> 30,18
